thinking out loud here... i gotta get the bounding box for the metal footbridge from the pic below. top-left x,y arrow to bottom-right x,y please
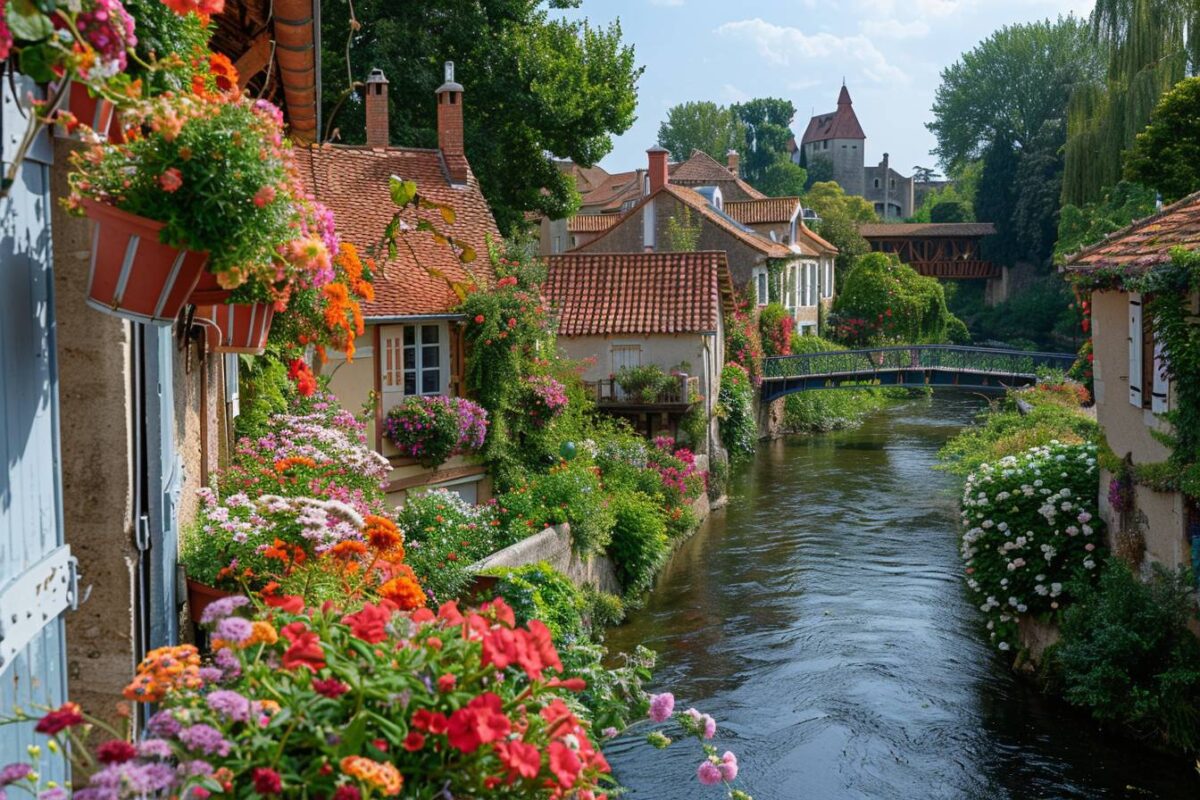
760,345 -> 1077,402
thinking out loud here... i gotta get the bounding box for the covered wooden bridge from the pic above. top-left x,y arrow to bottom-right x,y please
858,222 -> 999,279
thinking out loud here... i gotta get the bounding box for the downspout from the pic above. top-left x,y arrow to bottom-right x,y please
273,0 -> 319,143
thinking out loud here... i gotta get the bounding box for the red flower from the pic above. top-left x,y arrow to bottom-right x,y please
312,678 -> 350,698
548,740 -> 582,788
402,731 -> 426,752
158,168 -> 183,193
252,767 -> 282,795
497,739 -> 542,780
333,787 -> 361,800
281,623 -> 325,673
342,603 -> 392,644
474,315 -> 485,324
446,692 -> 511,753
95,740 -> 137,764
35,702 -> 84,735
411,709 -> 449,735
437,673 -> 457,692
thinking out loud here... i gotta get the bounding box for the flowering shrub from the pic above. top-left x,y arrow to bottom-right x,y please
395,489 -> 503,604
757,303 -> 794,357
724,305 -> 764,382
5,597 -> 624,800
497,462 -> 615,556
648,437 -> 706,505
959,441 -> 1105,652
717,364 -> 756,463
831,252 -> 960,346
270,242 -> 376,361
641,692 -> 753,800
524,374 -> 569,425
614,364 -> 674,403
383,396 -> 488,467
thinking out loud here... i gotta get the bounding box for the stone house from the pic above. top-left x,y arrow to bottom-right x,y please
296,65 -> 500,506
544,251 -> 734,449
1065,192 -> 1200,569
574,148 -> 836,335
863,153 -> 915,220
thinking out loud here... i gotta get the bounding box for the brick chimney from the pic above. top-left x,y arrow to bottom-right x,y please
647,146 -> 669,193
436,61 -> 468,185
365,68 -> 389,148
726,149 -> 740,176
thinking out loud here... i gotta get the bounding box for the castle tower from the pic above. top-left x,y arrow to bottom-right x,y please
800,85 -> 866,197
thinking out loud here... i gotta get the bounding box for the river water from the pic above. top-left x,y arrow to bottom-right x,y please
604,396 -> 1199,799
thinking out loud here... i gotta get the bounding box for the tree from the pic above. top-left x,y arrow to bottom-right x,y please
929,17 -> 1101,173
804,155 -> 834,190
1055,181 -> 1157,261
663,206 -> 701,252
912,166 -> 940,184
754,157 -> 808,197
974,141 -> 1021,267
319,0 -> 641,233
731,98 -> 799,191
1125,77 -> 1200,203
831,253 -> 962,346
802,181 -> 874,290
656,101 -> 747,163
930,201 -> 970,222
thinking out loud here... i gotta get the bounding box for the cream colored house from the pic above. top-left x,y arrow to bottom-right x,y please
296,65 -> 499,504
1065,192 -> 1200,569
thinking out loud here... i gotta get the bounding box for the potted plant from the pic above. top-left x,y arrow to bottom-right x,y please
65,87 -> 329,324
616,364 -> 672,403
383,395 -> 489,468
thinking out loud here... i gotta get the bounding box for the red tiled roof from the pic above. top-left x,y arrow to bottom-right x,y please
796,223 -> 838,255
567,214 -> 619,233
725,197 -> 801,225
669,150 -> 767,201
666,185 -> 799,257
578,170 -> 642,213
294,144 -> 499,319
858,222 -> 996,238
802,85 -> 866,144
1066,191 -> 1200,271
544,251 -> 734,336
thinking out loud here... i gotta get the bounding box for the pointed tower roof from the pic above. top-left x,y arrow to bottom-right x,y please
802,85 -> 866,145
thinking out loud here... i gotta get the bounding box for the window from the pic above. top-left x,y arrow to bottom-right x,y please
552,235 -> 562,254
822,140 -> 829,150
874,178 -> 880,189
890,179 -> 896,189
381,324 -> 447,402
807,263 -> 818,306
752,268 -> 769,305
611,343 -> 642,374
822,261 -> 834,299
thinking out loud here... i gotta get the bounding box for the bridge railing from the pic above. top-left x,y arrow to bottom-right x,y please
762,345 -> 1077,380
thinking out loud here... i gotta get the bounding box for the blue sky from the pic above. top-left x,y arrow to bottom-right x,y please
555,0 -> 1094,177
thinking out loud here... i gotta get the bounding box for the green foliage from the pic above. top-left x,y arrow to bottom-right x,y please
678,401 -> 708,453
724,305 -> 765,381
938,390 -> 1099,477
663,205 -> 702,252
583,587 -> 626,629
615,364 -> 673,403
395,488 -> 503,604
831,252 -> 961,345
320,1 -> 641,231
560,642 -> 656,733
656,101 -> 747,163
607,490 -> 670,599
782,384 -> 894,434
803,155 -> 835,190
516,462 -> 616,556
706,452 -> 729,501
803,181 -> 874,285
909,179 -> 974,223
758,303 -> 793,357
949,275 -> 1080,351
1047,561 -> 1200,752
1126,76 -> 1200,203
930,200 -> 970,222
484,562 -> 587,643
1142,251 -> 1200,477
233,353 -> 293,441
958,441 -> 1105,653
1055,181 -> 1157,262
731,98 -> 799,192
753,156 -> 808,198
717,363 -> 756,463
122,0 -> 212,94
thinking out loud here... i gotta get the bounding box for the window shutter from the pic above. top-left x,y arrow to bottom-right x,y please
1129,294 -> 1143,408
1152,334 -> 1170,413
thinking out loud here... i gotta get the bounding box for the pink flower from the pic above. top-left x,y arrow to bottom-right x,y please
253,185 -> 277,207
648,692 -> 675,723
718,751 -> 738,781
159,168 -> 183,193
697,761 -> 723,785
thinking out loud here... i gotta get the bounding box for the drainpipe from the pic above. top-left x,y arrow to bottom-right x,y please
273,0 -> 319,143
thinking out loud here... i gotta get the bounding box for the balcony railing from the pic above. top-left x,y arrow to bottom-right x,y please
590,375 -> 700,409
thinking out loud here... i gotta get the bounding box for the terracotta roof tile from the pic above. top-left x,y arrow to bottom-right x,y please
664,185 -> 798,258
567,214 -> 619,233
802,86 -> 866,144
1066,191 -> 1200,271
294,144 -> 499,319
669,150 -> 767,201
858,222 -> 997,238
545,251 -> 734,336
796,223 -> 838,255
578,170 -> 642,213
725,197 -> 801,225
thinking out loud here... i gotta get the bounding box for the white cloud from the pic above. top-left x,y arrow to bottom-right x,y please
716,18 -> 908,84
861,18 -> 930,38
721,83 -> 751,103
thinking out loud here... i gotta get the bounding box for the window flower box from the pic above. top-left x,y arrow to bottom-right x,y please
383,396 -> 488,468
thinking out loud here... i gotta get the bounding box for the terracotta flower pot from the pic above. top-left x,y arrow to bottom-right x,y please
54,81 -> 114,140
194,301 -> 275,355
186,578 -> 233,625
82,199 -> 208,324
189,269 -> 233,306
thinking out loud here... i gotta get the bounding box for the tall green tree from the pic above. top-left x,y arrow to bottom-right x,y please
656,101 -> 747,163
802,181 -> 874,289
320,0 -> 641,232
731,98 -> 799,191
754,158 -> 808,197
1064,0 -> 1200,204
1125,77 -> 1200,202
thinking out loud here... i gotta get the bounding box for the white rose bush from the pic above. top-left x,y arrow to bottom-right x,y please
959,441 -> 1105,653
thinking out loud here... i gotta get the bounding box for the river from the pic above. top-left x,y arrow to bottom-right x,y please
604,396 -> 1199,799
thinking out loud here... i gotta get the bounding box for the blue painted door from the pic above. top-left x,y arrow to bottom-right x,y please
0,72 -> 70,783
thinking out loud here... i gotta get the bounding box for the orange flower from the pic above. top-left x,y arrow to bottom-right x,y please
274,456 -> 317,474
123,645 -> 204,702
364,515 -> 402,555
208,52 -> 239,92
340,757 -> 403,796
379,569 -> 427,611
244,620 -> 279,647
329,540 -> 369,561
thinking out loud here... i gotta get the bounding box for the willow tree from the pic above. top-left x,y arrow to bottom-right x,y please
1063,0 -> 1200,204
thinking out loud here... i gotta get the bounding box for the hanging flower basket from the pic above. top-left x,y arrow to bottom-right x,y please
189,269 -> 234,306
194,301 -> 275,355
54,81 -> 115,140
185,578 -> 233,625
82,199 -> 208,324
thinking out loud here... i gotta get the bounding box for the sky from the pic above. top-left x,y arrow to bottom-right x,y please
555,0 -> 1095,178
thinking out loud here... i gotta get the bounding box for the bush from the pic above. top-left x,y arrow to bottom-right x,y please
1047,562 -> 1200,752
495,462 -> 615,555
707,452 -> 729,501
584,588 -> 626,628
615,364 -> 673,403
939,395 -> 1099,477
783,385 -> 892,433
396,489 -> 502,603
718,363 -> 756,462
959,441 -> 1105,652
484,562 -> 588,644
607,490 -> 670,598
831,252 -> 963,345
758,303 -> 794,357
382,395 -> 488,467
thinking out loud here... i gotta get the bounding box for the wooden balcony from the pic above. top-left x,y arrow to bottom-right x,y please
590,375 -> 700,411
911,260 -> 1000,279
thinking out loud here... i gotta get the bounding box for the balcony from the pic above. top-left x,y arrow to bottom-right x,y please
589,374 -> 700,411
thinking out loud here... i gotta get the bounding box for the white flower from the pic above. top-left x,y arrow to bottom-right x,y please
998,642 -> 1011,651
1083,559 -> 1096,570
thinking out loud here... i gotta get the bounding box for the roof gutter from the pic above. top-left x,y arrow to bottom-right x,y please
273,0 -> 319,143
365,313 -> 466,324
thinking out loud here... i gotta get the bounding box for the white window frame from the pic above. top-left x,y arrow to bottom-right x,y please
752,267 -> 769,306
380,322 -> 451,406
1129,294 -> 1143,408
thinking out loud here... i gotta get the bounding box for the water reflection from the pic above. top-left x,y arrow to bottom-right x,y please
603,395 -> 1198,799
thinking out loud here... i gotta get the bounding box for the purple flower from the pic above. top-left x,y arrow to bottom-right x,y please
214,616 -> 252,645
177,760 -> 215,778
206,689 -> 251,722
214,647 -> 241,681
0,765 -> 32,786
136,739 -> 174,760
199,595 -> 250,625
39,788 -> 66,800
648,692 -> 675,723
147,710 -> 181,738
697,761 -> 723,786
199,667 -> 224,683
178,724 -> 231,757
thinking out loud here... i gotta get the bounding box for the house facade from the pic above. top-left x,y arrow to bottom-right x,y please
544,251 -> 733,450
575,148 -> 836,335
296,65 -> 500,506
1065,192 -> 1200,570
